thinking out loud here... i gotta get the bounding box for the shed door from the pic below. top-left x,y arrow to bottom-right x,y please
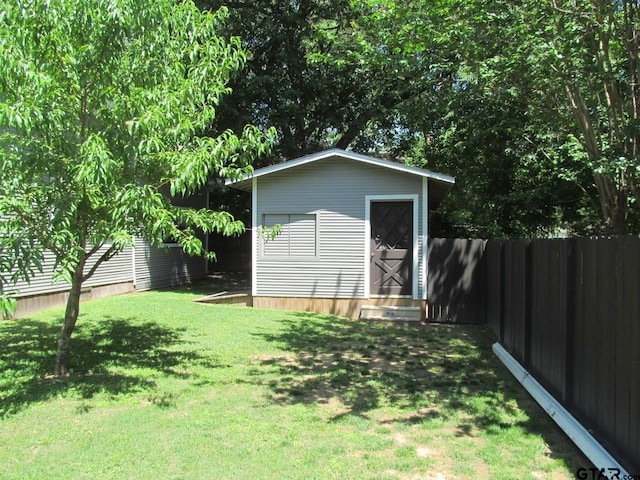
371,201 -> 413,295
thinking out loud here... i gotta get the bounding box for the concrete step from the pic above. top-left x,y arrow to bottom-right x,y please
359,305 -> 422,322
193,290 -> 252,306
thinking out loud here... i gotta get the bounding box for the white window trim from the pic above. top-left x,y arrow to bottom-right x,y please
365,194 -> 419,300
252,177 -> 258,296
422,178 -> 429,301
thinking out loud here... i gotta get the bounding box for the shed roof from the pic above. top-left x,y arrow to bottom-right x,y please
226,149 -> 455,208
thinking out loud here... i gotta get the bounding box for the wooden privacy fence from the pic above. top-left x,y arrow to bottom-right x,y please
428,236 -> 640,473
427,238 -> 487,324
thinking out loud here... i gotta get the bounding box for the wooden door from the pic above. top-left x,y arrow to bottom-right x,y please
370,201 -> 413,295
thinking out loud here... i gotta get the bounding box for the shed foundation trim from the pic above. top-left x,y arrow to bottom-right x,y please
11,281 -> 134,319
252,296 -> 426,320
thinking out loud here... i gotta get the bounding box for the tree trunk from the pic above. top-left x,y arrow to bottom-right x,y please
605,200 -> 627,235
594,172 -> 628,235
54,255 -> 86,376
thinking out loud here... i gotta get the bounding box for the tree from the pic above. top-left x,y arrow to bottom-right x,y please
197,0 -> 438,163
400,86 -> 599,238
308,0 -> 596,237
0,0 -> 275,375
451,0 -> 640,234
197,0 -> 628,236
328,0 -> 639,235
197,0 -> 347,162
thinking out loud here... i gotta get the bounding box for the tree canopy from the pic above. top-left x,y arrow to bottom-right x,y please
202,0 -> 640,236
0,0 -> 274,374
452,0 -> 640,234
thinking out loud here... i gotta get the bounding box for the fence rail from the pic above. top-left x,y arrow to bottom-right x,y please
428,237 -> 640,473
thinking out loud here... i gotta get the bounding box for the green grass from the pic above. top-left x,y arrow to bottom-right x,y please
0,284 -> 588,479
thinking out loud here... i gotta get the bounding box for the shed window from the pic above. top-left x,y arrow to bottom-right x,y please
262,214 -> 316,257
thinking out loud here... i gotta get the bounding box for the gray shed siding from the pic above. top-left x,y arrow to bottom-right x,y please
133,239 -> 206,291
4,190 -> 209,301
7,238 -> 206,299
8,244 -> 134,298
255,157 -> 426,299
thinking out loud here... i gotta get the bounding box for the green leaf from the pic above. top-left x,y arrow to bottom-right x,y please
0,0 -> 274,366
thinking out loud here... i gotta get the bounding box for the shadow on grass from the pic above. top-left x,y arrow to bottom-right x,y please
0,316 -> 219,418
252,313 -> 587,468
167,272 -> 251,298
253,315 -> 512,422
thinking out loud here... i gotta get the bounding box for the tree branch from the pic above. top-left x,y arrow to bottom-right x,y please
81,244 -> 119,283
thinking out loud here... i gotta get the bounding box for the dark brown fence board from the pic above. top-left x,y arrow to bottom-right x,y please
613,238 -> 628,454
569,238 -> 583,410
502,240 -> 530,363
615,237 -> 630,449
630,237 -> 640,469
467,235 -> 640,472
631,251 -> 640,471
529,240 -> 569,402
596,239 -> 617,439
428,236 -> 639,471
484,240 -> 503,338
616,236 -> 640,466
572,237 -> 599,424
528,241 -> 544,384
548,240 -> 569,401
427,238 -> 486,324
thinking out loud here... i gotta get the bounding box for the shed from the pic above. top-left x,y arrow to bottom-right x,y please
227,149 -> 455,320
4,190 -> 209,318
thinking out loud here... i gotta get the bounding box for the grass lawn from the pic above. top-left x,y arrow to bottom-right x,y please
0,282 -> 589,479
